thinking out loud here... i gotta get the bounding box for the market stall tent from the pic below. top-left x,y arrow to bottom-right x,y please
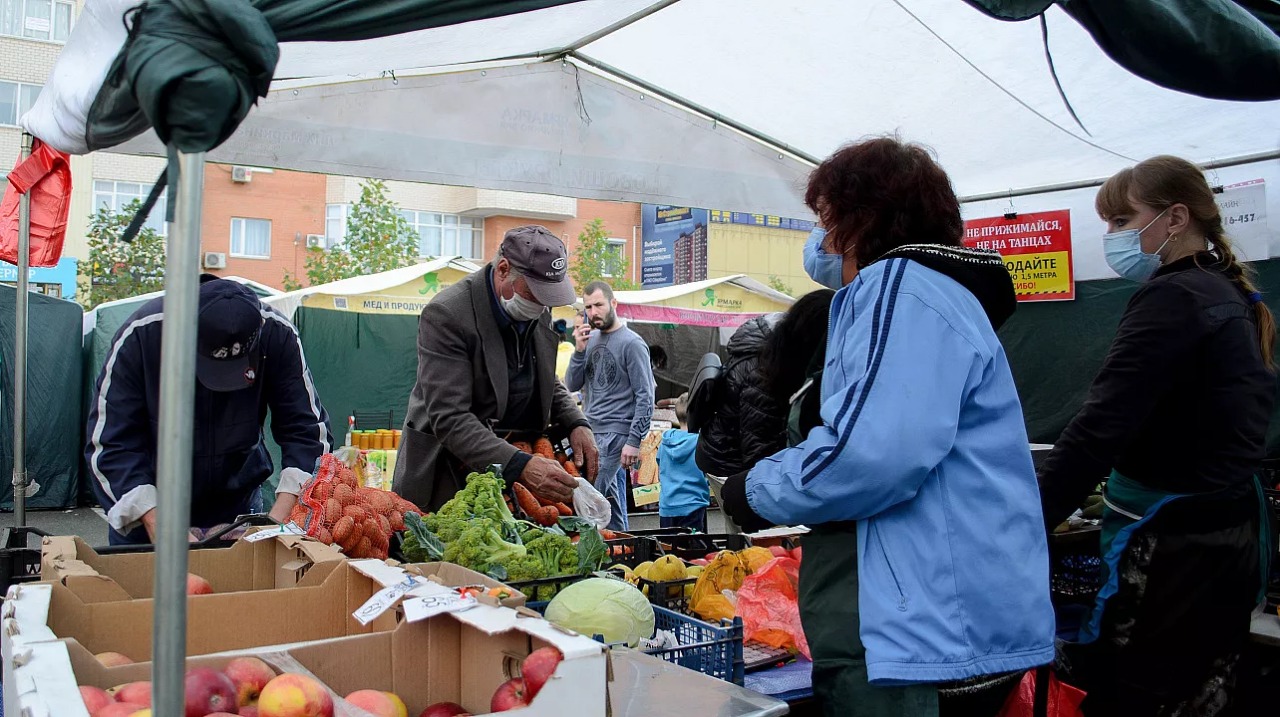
262,258 -> 482,452
0,287 -> 83,509
612,275 -> 795,399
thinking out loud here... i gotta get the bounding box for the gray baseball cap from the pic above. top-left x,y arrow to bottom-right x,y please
501,225 -> 576,307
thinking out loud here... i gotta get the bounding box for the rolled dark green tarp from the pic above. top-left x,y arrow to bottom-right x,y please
966,0 -> 1280,101
87,0 -> 589,153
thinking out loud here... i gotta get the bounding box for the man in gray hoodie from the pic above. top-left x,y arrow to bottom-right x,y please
566,281 -> 655,530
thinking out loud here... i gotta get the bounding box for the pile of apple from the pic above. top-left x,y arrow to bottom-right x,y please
78,646 -> 562,717
79,656 -> 276,716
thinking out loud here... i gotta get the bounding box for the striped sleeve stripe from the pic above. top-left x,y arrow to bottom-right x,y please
88,312 -> 164,503
800,260 -> 898,474
801,259 -> 909,485
262,309 -> 332,455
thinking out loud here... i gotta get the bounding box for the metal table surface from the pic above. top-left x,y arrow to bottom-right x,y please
610,649 -> 789,717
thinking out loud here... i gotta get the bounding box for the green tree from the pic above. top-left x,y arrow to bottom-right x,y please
569,218 -> 636,291
79,200 -> 167,309
283,179 -> 419,289
767,274 -> 794,297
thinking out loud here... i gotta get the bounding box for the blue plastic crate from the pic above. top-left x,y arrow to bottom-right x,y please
528,601 -> 745,685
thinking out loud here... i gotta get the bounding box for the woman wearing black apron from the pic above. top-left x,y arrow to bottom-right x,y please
1038,155 -> 1276,716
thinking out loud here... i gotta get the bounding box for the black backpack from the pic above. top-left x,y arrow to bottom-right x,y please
685,352 -> 723,434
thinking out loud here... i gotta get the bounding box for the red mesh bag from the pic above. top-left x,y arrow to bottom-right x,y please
288,453 -> 421,559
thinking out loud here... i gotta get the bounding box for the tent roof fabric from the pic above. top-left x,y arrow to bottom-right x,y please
263,257 -> 483,318
21,0 -> 1280,212
613,274 -> 794,306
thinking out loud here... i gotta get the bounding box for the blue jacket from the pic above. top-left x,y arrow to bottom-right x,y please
745,246 -> 1055,685
657,430 -> 709,518
86,295 -> 332,541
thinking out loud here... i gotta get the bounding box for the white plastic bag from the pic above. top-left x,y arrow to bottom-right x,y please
572,477 -> 612,529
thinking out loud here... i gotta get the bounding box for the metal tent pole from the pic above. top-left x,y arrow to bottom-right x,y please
12,132 -> 32,527
152,150 -> 204,717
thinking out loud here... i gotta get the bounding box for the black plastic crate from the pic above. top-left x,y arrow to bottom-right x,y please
0,526 -> 51,596
1048,526 -> 1102,604
636,574 -> 699,614
603,535 -> 662,569
661,533 -> 751,561
508,567 -> 629,603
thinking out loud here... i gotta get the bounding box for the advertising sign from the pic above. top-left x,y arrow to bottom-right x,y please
641,205 -> 709,287
963,209 -> 1074,302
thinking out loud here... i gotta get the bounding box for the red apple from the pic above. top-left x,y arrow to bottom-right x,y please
345,690 -> 408,717
489,678 -> 527,712
183,667 -> 237,717
520,647 -> 562,699
205,714 -> 241,716
187,573 -> 214,595
95,652 -> 135,667
114,681 -> 152,707
239,707 -> 260,717
80,685 -> 114,713
419,703 -> 470,717
224,656 -> 275,706
92,703 -> 146,717
258,673 -> 334,717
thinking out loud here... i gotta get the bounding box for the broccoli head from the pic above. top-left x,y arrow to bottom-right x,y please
443,523 -> 527,575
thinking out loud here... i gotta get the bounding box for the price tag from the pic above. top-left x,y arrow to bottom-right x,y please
242,523 -> 306,543
352,577 -> 420,625
402,592 -> 478,623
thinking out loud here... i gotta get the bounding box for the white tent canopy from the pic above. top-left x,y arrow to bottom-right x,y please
262,257 -> 482,319
21,0 -> 1280,279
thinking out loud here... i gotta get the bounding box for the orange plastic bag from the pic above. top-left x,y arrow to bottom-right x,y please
736,556 -> 811,659
0,139 -> 71,267
997,666 -> 1085,717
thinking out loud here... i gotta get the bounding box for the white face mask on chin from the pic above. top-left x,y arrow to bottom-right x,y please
503,293 -> 545,321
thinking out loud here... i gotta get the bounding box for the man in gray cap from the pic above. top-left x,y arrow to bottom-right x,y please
393,225 -> 600,511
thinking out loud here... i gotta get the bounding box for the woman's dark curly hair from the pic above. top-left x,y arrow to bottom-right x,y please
760,289 -> 837,405
805,136 -> 963,268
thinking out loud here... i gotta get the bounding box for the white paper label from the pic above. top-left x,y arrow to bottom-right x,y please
242,523 -> 306,543
352,577 -> 420,626
402,592 -> 478,623
24,17 -> 50,33
1215,180 -> 1270,261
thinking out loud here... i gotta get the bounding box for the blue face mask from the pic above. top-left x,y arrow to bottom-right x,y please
1103,209 -> 1171,283
803,228 -> 845,289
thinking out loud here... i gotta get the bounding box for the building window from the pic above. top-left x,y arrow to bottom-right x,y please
325,203 -> 349,248
230,218 -> 271,259
399,210 -> 483,259
603,238 -> 627,277
0,0 -> 74,42
0,80 -> 41,127
93,179 -> 168,236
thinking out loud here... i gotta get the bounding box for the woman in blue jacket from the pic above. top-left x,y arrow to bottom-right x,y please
721,137 -> 1055,715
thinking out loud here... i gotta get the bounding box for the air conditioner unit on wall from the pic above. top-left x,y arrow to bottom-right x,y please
231,166 -> 252,183
203,252 -> 227,269
305,234 -> 325,249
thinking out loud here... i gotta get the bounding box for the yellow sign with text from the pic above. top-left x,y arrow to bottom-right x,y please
1003,251 -> 1072,297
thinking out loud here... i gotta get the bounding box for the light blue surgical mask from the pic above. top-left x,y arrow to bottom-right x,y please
803,228 -> 845,289
1103,209 -> 1171,283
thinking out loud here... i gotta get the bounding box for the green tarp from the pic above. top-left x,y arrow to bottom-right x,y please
0,288 -> 84,509
966,0 -> 1280,100
1000,258 -> 1280,455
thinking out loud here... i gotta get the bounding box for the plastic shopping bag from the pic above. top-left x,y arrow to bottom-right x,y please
997,666 -> 1086,717
572,477 -> 612,529
736,556 -> 811,659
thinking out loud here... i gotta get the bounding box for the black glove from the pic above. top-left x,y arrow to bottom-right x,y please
720,470 -> 774,534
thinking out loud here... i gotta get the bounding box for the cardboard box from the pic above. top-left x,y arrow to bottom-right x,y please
40,531 -> 345,601
401,561 -> 527,608
3,559 -> 397,666
8,578 -> 606,716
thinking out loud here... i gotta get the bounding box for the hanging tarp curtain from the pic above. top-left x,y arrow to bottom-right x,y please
966,0 -> 1280,100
